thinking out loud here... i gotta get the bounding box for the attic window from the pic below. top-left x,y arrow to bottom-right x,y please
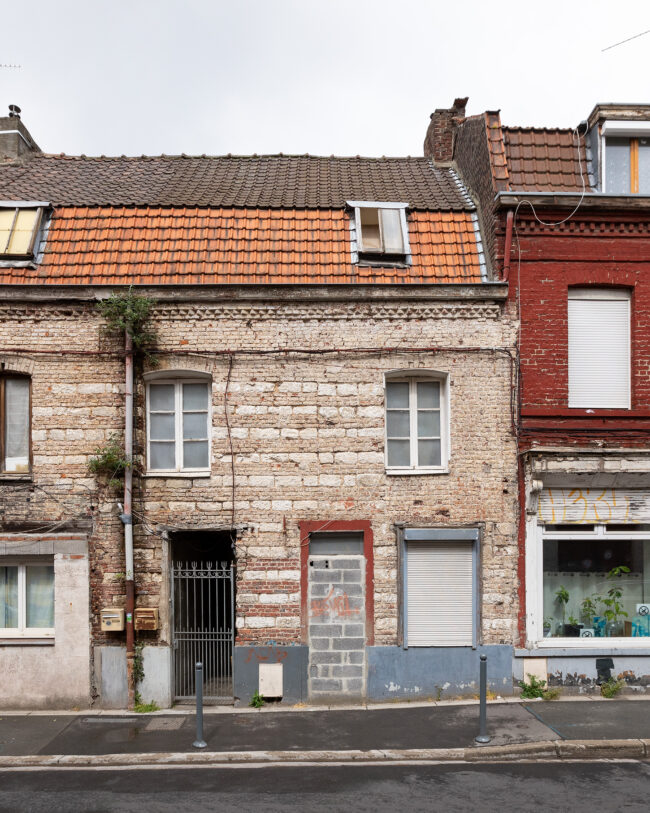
348,201 -> 411,262
0,205 -> 44,258
602,122 -> 650,195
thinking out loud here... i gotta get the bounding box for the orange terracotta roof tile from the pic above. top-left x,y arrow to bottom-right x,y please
0,207 -> 485,286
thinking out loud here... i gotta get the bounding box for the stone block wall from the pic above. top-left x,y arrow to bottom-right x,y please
0,291 -> 520,688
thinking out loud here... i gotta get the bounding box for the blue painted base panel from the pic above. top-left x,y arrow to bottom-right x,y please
367,645 -> 515,700
233,645 -> 308,705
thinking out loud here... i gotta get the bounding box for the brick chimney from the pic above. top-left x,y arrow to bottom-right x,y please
424,97 -> 468,164
0,105 -> 40,162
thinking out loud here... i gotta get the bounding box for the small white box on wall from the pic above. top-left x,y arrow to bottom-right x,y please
259,663 -> 283,698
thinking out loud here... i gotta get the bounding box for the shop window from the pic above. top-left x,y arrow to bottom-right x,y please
0,562 -> 54,638
146,378 -> 211,474
1,375 -> 31,474
542,526 -> 650,639
568,289 -> 630,409
385,374 -> 448,472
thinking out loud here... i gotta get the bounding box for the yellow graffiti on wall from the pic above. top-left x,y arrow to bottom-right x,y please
538,488 -> 635,524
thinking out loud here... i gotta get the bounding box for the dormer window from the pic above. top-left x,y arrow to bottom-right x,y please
602,122 -> 650,194
0,204 -> 45,258
348,201 -> 411,263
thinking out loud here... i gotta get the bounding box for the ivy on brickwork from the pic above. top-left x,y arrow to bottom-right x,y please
97,287 -> 157,362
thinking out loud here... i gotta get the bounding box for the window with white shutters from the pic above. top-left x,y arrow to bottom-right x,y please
568,289 -> 630,409
403,529 -> 476,647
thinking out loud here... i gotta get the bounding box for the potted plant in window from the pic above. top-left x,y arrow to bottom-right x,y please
554,585 -> 580,636
602,566 -> 630,637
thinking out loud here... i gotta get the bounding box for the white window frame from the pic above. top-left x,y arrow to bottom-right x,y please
384,372 -> 449,475
527,521 -> 650,650
0,560 -> 55,639
347,200 -> 411,261
568,288 -> 631,409
601,121 -> 650,195
145,376 -> 212,476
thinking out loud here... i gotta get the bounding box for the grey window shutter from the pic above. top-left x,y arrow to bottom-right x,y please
406,542 -> 473,646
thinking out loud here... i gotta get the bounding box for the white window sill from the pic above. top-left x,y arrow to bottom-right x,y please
0,635 -> 54,645
143,471 -> 211,479
533,637 -> 650,650
385,468 -> 449,476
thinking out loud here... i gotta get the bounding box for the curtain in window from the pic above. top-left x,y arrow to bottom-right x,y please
5,378 -> 30,470
0,566 -> 18,628
26,565 -> 54,628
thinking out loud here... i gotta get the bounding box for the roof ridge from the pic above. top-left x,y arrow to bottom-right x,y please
503,125 -> 577,134
33,153 -> 435,163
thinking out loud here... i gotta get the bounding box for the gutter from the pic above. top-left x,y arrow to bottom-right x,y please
495,191 -> 650,211
502,210 -> 514,282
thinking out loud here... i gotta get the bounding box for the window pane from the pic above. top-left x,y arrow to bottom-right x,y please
380,208 -> 404,253
386,382 -> 409,408
606,137 -> 631,194
5,377 -> 29,470
26,566 -> 54,628
7,209 -> 39,254
0,566 -> 18,628
386,410 -> 410,437
150,441 -> 175,470
639,138 -> 650,194
0,209 -> 14,254
543,537 -> 650,639
359,208 -> 381,251
183,382 -> 209,411
183,441 -> 209,469
418,439 -> 441,467
417,410 -> 440,438
149,384 -> 175,411
150,413 -> 175,441
183,412 -> 207,440
387,439 -> 410,467
417,381 -> 440,408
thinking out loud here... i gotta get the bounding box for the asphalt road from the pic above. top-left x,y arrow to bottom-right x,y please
1,762 -> 649,813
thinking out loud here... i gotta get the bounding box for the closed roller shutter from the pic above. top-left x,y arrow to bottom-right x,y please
406,542 -> 473,646
568,292 -> 630,409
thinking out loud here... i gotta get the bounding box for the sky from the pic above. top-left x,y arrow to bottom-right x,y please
1,1 -> 649,158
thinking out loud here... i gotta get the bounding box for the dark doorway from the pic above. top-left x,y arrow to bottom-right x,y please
170,530 -> 235,703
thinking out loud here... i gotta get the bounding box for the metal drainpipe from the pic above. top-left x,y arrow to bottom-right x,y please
502,209 -> 514,281
123,329 -> 135,708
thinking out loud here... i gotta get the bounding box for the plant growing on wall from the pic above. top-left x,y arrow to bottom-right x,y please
88,433 -> 131,491
97,287 -> 157,362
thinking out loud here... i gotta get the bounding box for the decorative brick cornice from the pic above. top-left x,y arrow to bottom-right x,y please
515,218 -> 650,236
0,306 -> 87,322
152,302 -> 501,322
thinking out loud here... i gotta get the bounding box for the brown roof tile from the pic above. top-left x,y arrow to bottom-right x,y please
502,127 -> 592,192
0,154 -> 472,211
0,207 -> 485,285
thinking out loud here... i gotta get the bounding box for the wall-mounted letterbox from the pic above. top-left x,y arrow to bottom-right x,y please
134,607 -> 159,631
100,608 -> 125,631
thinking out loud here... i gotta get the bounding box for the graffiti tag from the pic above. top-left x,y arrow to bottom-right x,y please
310,587 -> 360,618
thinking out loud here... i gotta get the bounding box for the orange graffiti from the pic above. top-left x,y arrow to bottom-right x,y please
310,587 -> 360,618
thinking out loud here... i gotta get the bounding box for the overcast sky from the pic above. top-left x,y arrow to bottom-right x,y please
1,1 -> 649,157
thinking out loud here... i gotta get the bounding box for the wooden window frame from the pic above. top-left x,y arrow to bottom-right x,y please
0,374 -> 32,476
602,123 -> 650,195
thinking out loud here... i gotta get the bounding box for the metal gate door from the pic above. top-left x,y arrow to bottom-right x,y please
172,560 -> 234,702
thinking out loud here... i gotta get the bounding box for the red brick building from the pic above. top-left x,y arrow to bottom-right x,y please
433,100 -> 650,690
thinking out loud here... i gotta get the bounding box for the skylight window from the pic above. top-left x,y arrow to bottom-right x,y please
0,205 -> 44,258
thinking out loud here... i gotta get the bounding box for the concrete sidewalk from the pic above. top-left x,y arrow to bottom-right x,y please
1,698 -> 649,767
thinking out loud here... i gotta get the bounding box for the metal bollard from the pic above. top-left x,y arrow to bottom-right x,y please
193,662 -> 207,749
475,653 -> 491,744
